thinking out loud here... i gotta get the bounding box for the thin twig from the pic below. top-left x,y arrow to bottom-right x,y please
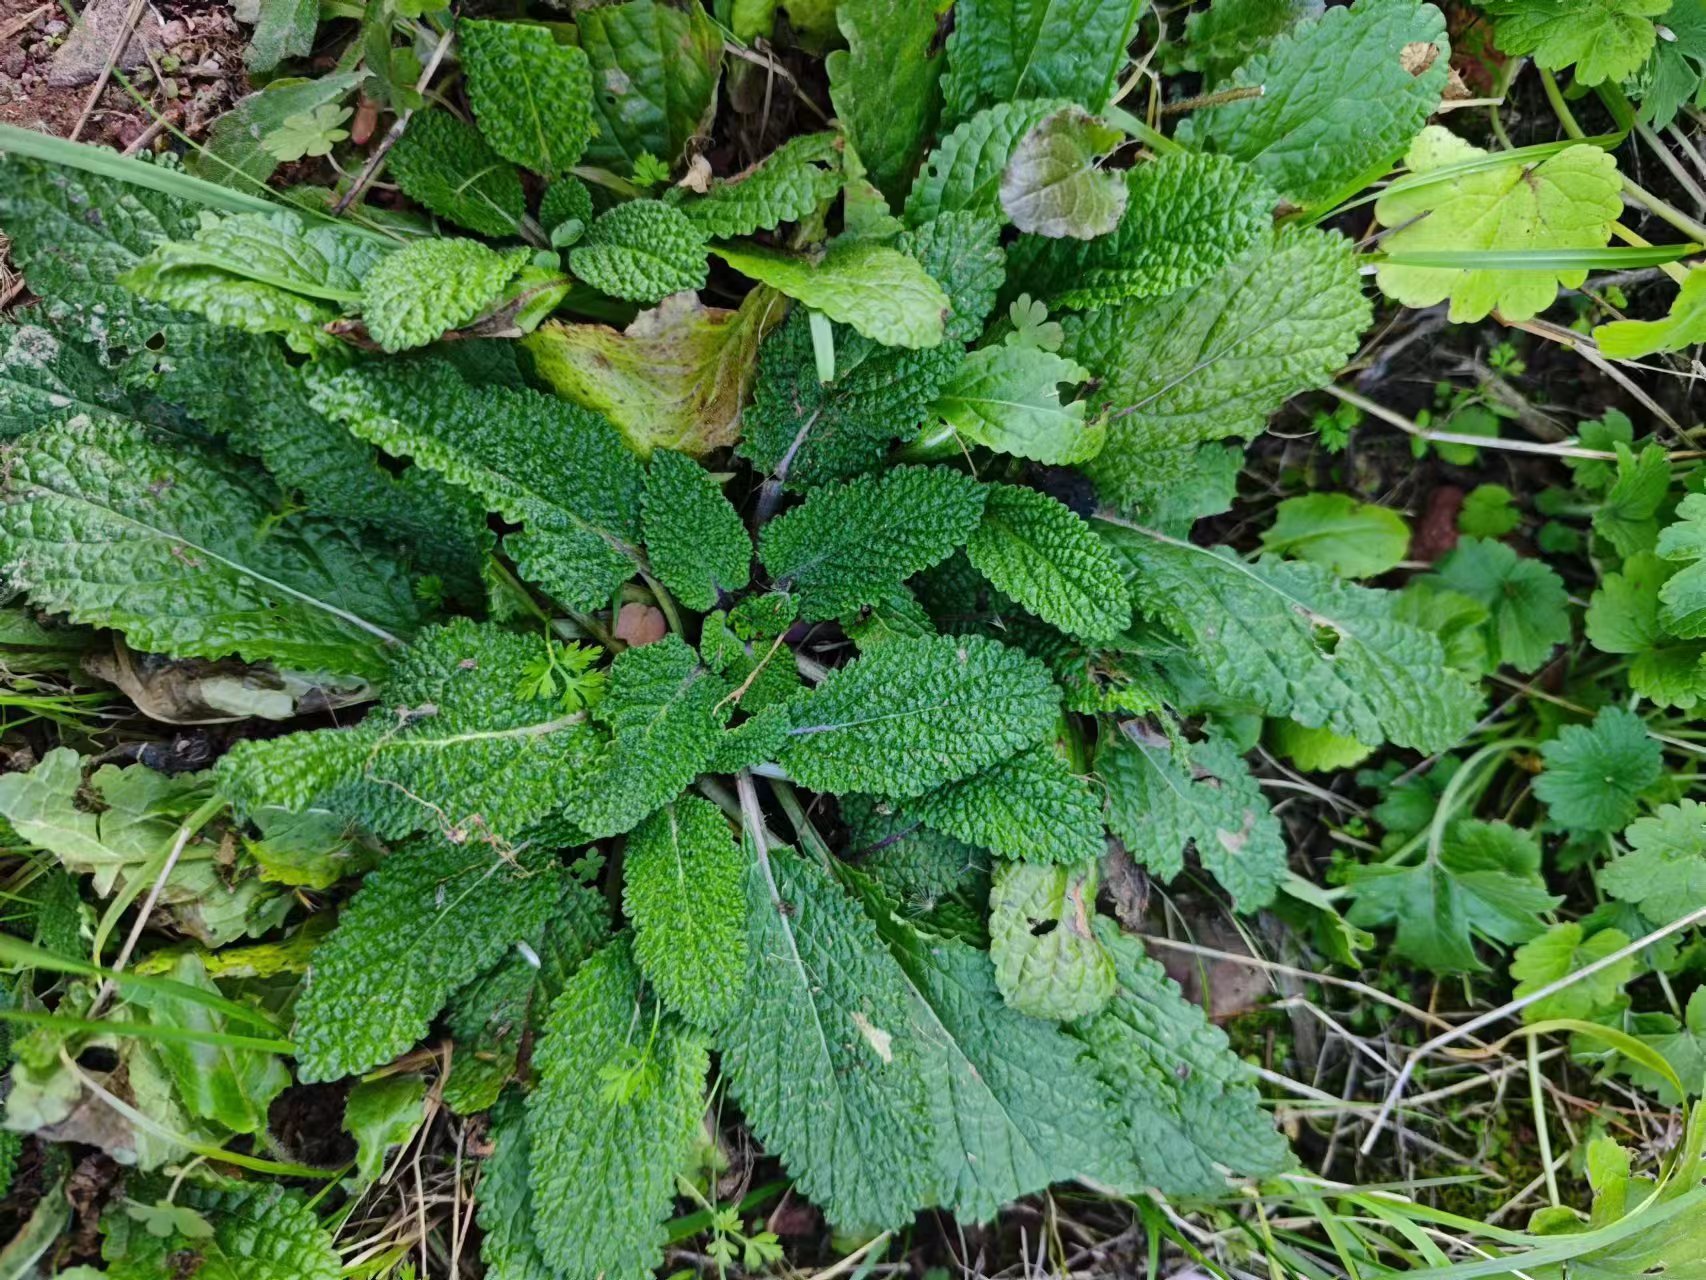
69,0 -> 148,142
334,23 -> 456,216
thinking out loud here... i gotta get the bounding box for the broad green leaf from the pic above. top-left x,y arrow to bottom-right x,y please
342,1075 -> 427,1189
570,199 -> 709,305
524,288 -> 780,458
1601,800 -> 1706,924
997,107 -> 1126,239
896,210 -> 1008,343
964,484 -> 1131,641
360,239 -> 527,352
942,0 -> 1144,123
1586,553 -> 1706,709
714,239 -> 950,349
1596,269 -> 1706,358
1071,920 -> 1292,1194
780,633 -> 1060,799
0,321 -> 165,437
826,0 -> 946,205
904,98 -> 1070,225
932,343 -> 1101,465
1177,0 -> 1324,83
1007,152 -> 1277,308
1617,988 -> 1706,1103
460,19 -> 597,176
988,860 -> 1114,1021
1345,820 -> 1560,974
1511,923 -> 1635,1023
1259,492 -> 1411,578
309,357 -> 646,609
528,937 -> 709,1276
679,133 -> 843,239
1657,492 -> 1706,638
1175,0 -> 1449,207
1101,728 -> 1287,911
574,0 -> 723,170
0,417 -> 423,678
1426,537 -> 1571,673
622,796 -> 747,1027
98,1181 -> 340,1280
907,745 -> 1105,864
1631,0 -> 1706,127
387,109 -> 526,238
1536,707 -> 1663,835
1102,525 -> 1481,752
1373,128 -> 1623,323
640,450 -> 752,612
759,466 -> 987,620
1481,0 -> 1670,87
720,848 -> 942,1230
476,1092 -> 555,1280
192,74 -> 362,190
1062,229 -> 1369,511
290,837 -> 562,1081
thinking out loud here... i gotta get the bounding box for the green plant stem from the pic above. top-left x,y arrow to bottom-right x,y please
1527,1033 -> 1560,1208
769,779 -> 834,870
636,569 -> 685,635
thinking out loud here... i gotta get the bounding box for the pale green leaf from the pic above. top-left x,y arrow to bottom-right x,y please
1259,492 -> 1411,578
989,860 -> 1114,1020
1601,800 -> 1706,924
997,107 -> 1126,239
1511,923 -> 1635,1023
360,239 -> 527,352
1481,0 -> 1670,86
342,1075 -> 427,1189
932,343 -> 1102,465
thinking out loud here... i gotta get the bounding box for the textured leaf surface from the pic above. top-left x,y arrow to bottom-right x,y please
310,358 -> 645,608
1535,707 -> 1663,835
1345,820 -> 1559,974
217,619 -> 603,842
781,634 -> 1059,798
292,838 -> 561,1081
388,109 -> 525,237
1062,230 -> 1368,511
720,848 -> 940,1230
575,0 -> 723,170
526,288 -> 779,458
965,484 -> 1130,641
622,796 -> 748,1026
360,239 -> 525,352
461,19 -> 596,175
641,449 -> 751,611
1071,920 -> 1291,1193
1008,153 -> 1277,308
1102,729 -> 1288,911
896,211 -> 1007,343
942,0 -> 1143,123
760,466 -> 987,619
842,794 -> 987,910
989,860 -> 1113,1020
1103,526 -> 1481,751
904,98 -> 1069,224
1427,537 -> 1571,672
1481,0 -> 1669,86
714,240 -> 950,349
0,321 -> 166,436
909,745 -> 1104,864
826,0 -> 945,204
1602,801 -> 1706,924
1178,0 -> 1324,82
0,417 -> 422,677
476,1092 -> 555,1280
1373,129 -> 1623,323
680,134 -> 843,239
100,1181 -> 339,1280
528,937 -> 709,1277
571,200 -> 709,304
1176,0 -> 1449,206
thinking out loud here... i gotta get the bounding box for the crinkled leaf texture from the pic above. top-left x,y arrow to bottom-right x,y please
905,98 -> 1070,225
387,109 -> 525,238
475,1092 -> 554,1280
1071,920 -> 1292,1194
641,449 -> 752,611
1175,0 -> 1449,207
1008,153 -> 1277,308
780,633 -> 1060,799
908,745 -> 1105,864
714,239 -> 950,350
719,847 -> 942,1231
965,484 -> 1131,642
100,1179 -> 339,1280
291,837 -> 562,1082
1373,128 -> 1622,323
1102,728 -> 1288,912
216,619 -> 602,842
896,211 -> 1007,344
942,0 -> 1143,124
359,239 -> 527,352
1101,525 -> 1481,752
310,357 -> 645,608
1534,706 -> 1663,835
461,19 -> 596,176
1062,229 -> 1369,513
574,0 -> 724,171
680,133 -> 843,239
760,466 -> 987,620
571,200 -> 709,305
526,288 -> 780,458
989,859 -> 1114,1020
623,796 -> 749,1027
1601,800 -> 1706,925
825,0 -> 945,205
0,416 -> 423,678
527,937 -> 709,1279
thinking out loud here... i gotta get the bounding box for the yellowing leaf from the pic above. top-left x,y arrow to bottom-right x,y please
1373,126 -> 1622,322
523,288 -> 783,457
